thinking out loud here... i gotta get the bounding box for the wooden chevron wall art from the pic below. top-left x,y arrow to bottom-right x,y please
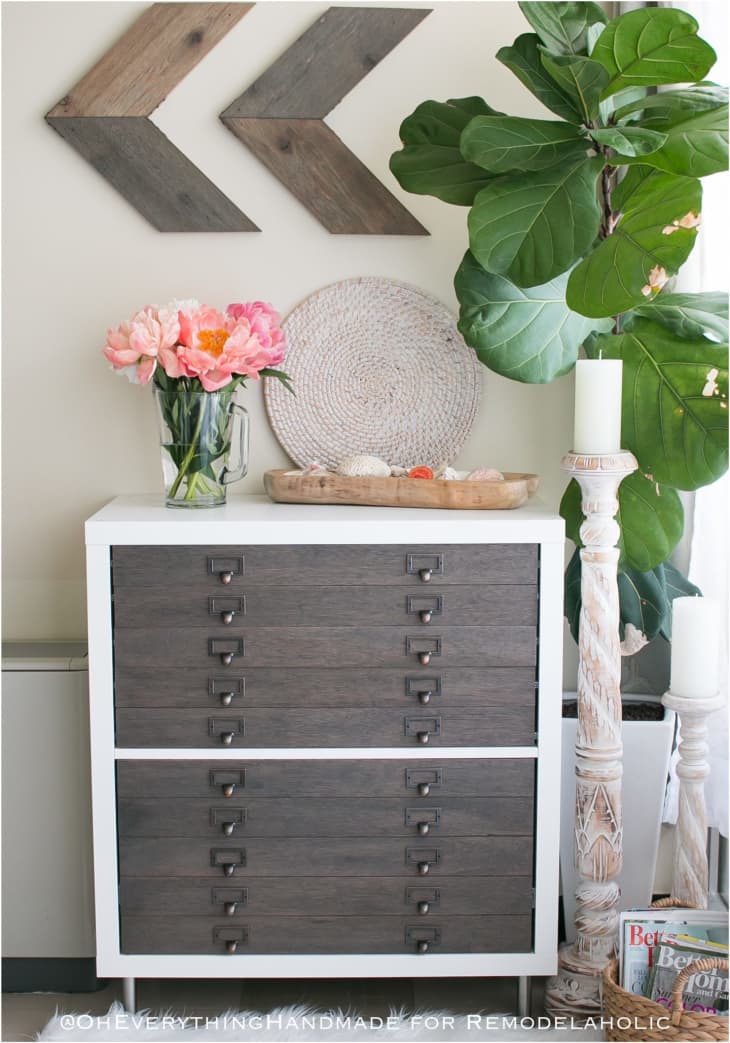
46,3 -> 258,233
220,6 -> 431,235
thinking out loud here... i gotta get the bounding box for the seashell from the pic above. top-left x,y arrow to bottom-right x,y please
466,467 -> 504,481
438,467 -> 461,481
337,454 -> 391,478
285,462 -> 330,476
390,465 -> 409,477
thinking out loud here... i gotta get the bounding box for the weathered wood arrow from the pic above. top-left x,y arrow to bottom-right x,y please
220,6 -> 431,235
46,3 -> 258,233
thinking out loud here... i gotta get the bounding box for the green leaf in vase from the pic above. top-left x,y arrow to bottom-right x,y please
591,7 -> 716,99
626,291 -> 729,343
590,318 -> 729,490
518,2 -> 607,56
390,97 -> 500,206
560,469 -> 683,572
468,153 -> 604,287
497,34 -> 583,124
538,51 -> 609,124
589,125 -> 667,158
460,116 -> 587,174
566,166 -> 702,318
454,251 -> 612,383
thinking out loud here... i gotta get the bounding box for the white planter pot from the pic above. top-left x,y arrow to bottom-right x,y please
560,694 -> 676,943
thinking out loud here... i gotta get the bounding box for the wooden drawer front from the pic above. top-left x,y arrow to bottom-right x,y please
117,796 -> 533,838
119,835 -> 534,878
119,875 -> 533,918
114,666 -> 537,710
112,544 -> 538,589
114,626 -> 537,670
115,706 -> 536,748
113,584 -> 537,629
117,758 -> 535,800
120,913 -> 532,955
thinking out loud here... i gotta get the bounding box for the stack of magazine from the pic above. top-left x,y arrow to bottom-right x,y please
619,908 -> 729,1016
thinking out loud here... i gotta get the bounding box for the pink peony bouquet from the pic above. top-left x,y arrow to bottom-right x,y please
103,298 -> 291,393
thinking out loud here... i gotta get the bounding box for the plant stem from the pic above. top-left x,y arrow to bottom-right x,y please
168,396 -> 206,499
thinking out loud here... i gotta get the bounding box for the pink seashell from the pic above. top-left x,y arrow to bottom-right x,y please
466,467 -> 504,481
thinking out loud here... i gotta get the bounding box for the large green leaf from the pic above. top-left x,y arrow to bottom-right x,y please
564,549 -> 670,644
591,319 -> 729,490
497,34 -> 583,123
613,83 -> 728,123
468,154 -> 604,287
389,98 -> 499,206
591,8 -> 716,99
590,126 -> 667,158
560,470 -> 684,572
460,116 -> 586,174
660,562 -> 702,639
538,51 -> 609,124
626,292 -> 729,343
566,167 -> 702,318
518,2 -> 607,56
629,105 -> 729,178
454,252 -> 612,383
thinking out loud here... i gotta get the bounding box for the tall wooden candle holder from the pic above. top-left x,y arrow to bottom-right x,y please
545,450 -> 637,1018
661,689 -> 724,908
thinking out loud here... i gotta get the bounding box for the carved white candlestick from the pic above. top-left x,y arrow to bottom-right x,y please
661,690 -> 724,908
545,451 -> 637,1019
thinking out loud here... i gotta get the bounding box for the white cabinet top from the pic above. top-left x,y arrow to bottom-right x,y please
85,495 -> 564,546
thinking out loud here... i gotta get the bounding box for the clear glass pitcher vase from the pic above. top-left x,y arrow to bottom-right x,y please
153,388 -> 249,508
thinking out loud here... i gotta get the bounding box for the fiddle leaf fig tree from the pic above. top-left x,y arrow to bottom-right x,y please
390,1 -> 729,646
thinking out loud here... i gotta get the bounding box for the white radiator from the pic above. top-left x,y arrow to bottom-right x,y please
1,641 -> 95,958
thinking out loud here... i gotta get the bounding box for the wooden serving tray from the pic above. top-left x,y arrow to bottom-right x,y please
264,470 -> 539,510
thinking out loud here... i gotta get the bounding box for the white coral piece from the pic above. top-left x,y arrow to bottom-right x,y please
337,455 -> 391,478
466,467 -> 504,481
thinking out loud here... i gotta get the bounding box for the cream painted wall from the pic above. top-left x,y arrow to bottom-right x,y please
1,1 -> 576,668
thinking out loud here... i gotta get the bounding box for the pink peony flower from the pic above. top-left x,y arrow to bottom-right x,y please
227,301 -> 286,367
176,303 -> 287,391
103,306 -> 180,384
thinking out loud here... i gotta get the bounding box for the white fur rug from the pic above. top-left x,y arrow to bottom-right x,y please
38,1002 -> 605,1041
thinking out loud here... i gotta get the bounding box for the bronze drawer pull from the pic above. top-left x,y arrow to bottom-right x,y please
419,568 -> 432,583
220,692 -> 235,707
222,783 -> 236,797
417,862 -> 430,876
222,821 -> 237,836
417,940 -> 430,953
418,901 -> 430,915
220,571 -> 234,585
224,902 -> 237,916
221,610 -> 235,624
222,863 -> 237,877
419,609 -> 433,624
220,732 -> 235,746
417,731 -> 430,745
417,821 -> 430,835
225,940 -> 238,953
418,690 -> 432,705
418,651 -> 431,666
418,782 -> 430,796
220,652 -> 235,666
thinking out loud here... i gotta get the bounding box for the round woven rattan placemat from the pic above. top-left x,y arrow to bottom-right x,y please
264,278 -> 482,471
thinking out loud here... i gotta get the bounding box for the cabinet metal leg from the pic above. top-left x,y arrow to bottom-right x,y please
122,977 -> 136,1013
517,976 -> 531,1017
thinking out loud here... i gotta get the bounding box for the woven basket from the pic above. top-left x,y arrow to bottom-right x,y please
602,956 -> 729,1041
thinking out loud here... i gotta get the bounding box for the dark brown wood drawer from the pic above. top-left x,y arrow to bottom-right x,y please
112,544 -> 538,589
118,835 -> 534,878
113,583 -> 537,629
113,626 -> 537,670
120,913 -> 533,955
115,706 -> 536,748
114,665 -> 537,710
119,875 -> 533,918
117,795 -> 534,838
117,758 -> 535,800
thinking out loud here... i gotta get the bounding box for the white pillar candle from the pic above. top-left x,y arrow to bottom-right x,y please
573,358 -> 623,453
670,596 -> 720,697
